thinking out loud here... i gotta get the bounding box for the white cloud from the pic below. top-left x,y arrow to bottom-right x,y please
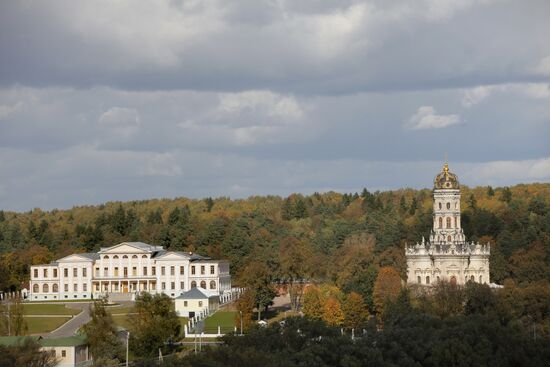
98,107 -> 140,138
462,86 -> 493,108
0,102 -> 22,120
408,106 -> 460,129
533,55 -> 550,76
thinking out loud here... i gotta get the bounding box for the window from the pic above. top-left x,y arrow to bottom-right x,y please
198,301 -> 203,307
171,282 -> 175,290
152,267 -> 156,276
142,255 -> 147,259
470,275 -> 475,282
438,202 -> 442,209
53,269 -> 58,278
124,267 -> 128,277
122,255 -> 128,259
479,275 -> 483,283
33,284 -> 39,292
64,268 -> 68,277
162,282 -> 166,290
436,276 -> 440,283
83,268 -> 87,277
201,266 -> 205,275
184,301 -> 188,307
180,266 -> 184,275
103,255 -> 109,260
170,266 -> 175,276
53,284 -> 58,292
74,284 -> 78,292
417,276 -> 421,284
446,202 -> 451,210
43,284 -> 49,293
83,284 -> 87,292
446,217 -> 451,228
426,276 -> 430,285
113,255 -> 119,259
161,267 -> 166,276
104,267 -> 108,277
34,269 -> 38,278
200,280 -> 206,289
44,269 -> 48,278
180,282 -> 184,289
95,267 -> 99,276
64,284 -> 69,292
132,267 -> 137,276
95,284 -> 99,291
114,267 -> 119,276
73,268 -> 78,277
191,281 -> 197,288
143,267 -> 148,276
438,217 -> 443,229
191,266 -> 196,275
210,265 -> 215,275
61,350 -> 66,358
210,280 -> 216,289
132,255 -> 138,259
447,235 -> 452,242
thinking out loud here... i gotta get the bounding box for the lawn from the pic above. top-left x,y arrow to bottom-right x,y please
106,306 -> 135,315
25,317 -> 72,334
203,311 -> 237,334
22,304 -> 81,316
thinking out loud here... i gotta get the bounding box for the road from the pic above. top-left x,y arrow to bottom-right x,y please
43,303 -> 91,338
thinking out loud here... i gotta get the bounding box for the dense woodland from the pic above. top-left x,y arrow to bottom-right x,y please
1,183 -> 548,293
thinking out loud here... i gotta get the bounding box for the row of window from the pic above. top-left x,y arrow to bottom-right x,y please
438,217 -> 459,229
438,202 -> 458,210
416,274 -> 483,284
33,268 -> 89,279
102,254 -> 148,260
94,264 -> 216,277
33,283 -> 88,293
160,280 -> 216,290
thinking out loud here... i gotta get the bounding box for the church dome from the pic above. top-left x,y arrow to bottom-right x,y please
434,163 -> 459,189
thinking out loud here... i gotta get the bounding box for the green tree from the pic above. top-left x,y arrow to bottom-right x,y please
129,293 -> 181,357
81,298 -> 123,364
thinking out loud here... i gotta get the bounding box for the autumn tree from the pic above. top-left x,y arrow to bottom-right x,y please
238,261 -> 277,321
342,292 -> 369,330
279,237 -> 314,311
322,297 -> 344,327
82,298 -> 123,364
302,285 -> 323,320
373,266 -> 402,316
234,289 -> 256,332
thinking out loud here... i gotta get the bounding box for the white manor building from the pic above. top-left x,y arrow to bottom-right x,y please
405,163 -> 490,286
29,242 -> 231,301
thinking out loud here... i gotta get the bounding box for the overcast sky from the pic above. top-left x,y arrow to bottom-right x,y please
1,0 -> 549,211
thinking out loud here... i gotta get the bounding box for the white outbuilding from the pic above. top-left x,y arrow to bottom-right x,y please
174,287 -> 219,318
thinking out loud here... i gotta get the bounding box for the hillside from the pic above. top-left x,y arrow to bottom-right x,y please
0,183 -> 549,292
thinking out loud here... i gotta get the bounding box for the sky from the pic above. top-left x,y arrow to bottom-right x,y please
1,0 -> 549,211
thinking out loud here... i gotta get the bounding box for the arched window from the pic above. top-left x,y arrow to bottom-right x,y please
113,255 -> 119,259
438,203 -> 442,209
132,255 -> 138,259
479,275 -> 483,283
103,255 -> 109,260
191,281 -> 197,288
446,217 -> 451,228
417,276 -> 421,284
447,235 -> 452,242
446,202 -> 451,210
33,284 -> 39,293
210,281 -> 216,290
53,284 -> 58,292
122,255 -> 128,259
436,276 -> 440,283
200,281 -> 206,289
43,284 -> 49,293
450,276 -> 457,286
426,276 -> 430,284
142,255 -> 147,259
438,217 -> 443,228
470,275 -> 475,282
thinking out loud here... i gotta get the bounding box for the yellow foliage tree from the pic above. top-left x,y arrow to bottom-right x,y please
322,297 -> 344,327
302,285 -> 323,320
342,292 -> 369,330
373,266 -> 402,316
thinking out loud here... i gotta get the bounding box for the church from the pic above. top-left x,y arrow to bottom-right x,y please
405,163 -> 490,286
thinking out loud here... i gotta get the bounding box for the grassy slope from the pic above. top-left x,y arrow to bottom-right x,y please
22,303 -> 81,315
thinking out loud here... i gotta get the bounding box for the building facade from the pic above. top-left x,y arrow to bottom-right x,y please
29,242 -> 231,301
405,163 -> 490,286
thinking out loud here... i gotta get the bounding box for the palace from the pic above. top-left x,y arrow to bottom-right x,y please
405,163 -> 490,286
29,242 -> 231,301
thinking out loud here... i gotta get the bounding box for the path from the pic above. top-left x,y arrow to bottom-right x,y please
42,303 -> 91,338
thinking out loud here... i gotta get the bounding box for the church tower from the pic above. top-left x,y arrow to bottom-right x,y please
405,162 -> 490,286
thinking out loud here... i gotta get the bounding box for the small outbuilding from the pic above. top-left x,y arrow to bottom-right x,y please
174,287 -> 219,318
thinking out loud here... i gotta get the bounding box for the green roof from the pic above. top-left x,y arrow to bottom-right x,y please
0,336 -> 41,347
40,335 -> 87,347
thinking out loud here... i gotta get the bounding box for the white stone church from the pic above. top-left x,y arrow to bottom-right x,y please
405,163 -> 490,286
29,242 -> 231,301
